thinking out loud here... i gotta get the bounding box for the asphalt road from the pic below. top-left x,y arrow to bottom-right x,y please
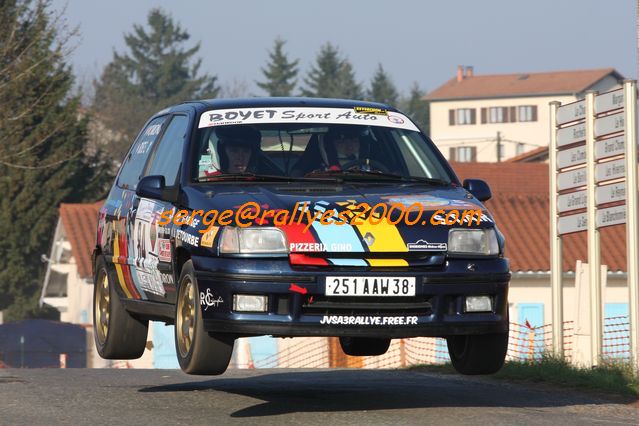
0,368 -> 637,425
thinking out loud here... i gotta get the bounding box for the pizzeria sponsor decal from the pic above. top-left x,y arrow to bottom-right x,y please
197,107 -> 419,131
319,315 -> 418,325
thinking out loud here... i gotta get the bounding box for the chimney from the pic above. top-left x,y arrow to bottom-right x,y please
456,65 -> 464,82
466,66 -> 474,77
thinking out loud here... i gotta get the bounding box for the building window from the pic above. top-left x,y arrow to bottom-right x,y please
516,143 -> 525,156
449,146 -> 477,162
518,105 -> 537,122
449,108 -> 476,125
489,107 -> 508,123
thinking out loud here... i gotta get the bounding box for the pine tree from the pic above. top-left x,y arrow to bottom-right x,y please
257,38 -> 299,96
402,82 -> 430,134
93,8 -> 219,160
368,64 -> 398,105
0,0 -> 107,320
301,42 -> 363,99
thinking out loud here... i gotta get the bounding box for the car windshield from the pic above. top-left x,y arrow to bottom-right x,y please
193,108 -> 453,184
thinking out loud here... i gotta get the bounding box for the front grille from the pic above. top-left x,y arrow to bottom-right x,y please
301,295 -> 432,316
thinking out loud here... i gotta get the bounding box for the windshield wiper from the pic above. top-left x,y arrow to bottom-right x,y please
305,169 -> 449,185
197,172 -> 341,183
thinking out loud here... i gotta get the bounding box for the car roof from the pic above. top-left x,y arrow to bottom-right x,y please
162,97 -> 400,116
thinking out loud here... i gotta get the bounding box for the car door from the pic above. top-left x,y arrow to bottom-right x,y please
100,115 -> 168,302
131,113 -> 191,304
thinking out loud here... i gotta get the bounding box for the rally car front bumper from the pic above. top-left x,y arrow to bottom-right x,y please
193,255 -> 510,339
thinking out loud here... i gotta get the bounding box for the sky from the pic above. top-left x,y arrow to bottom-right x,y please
51,0 -> 637,98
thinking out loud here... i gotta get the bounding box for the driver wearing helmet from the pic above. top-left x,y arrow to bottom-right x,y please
322,125 -> 363,170
204,126 -> 261,176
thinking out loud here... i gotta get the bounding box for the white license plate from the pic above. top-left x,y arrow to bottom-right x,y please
325,276 -> 416,297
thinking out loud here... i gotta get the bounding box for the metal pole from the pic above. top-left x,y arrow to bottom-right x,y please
585,90 -> 602,366
497,131 -> 502,162
549,101 -> 564,356
20,335 -> 24,368
624,79 -> 639,369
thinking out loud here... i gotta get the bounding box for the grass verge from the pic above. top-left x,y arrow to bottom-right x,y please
410,356 -> 639,398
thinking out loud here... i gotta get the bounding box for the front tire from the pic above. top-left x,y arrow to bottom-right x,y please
339,337 -> 391,356
93,255 -> 148,359
175,260 -> 234,375
446,332 -> 509,375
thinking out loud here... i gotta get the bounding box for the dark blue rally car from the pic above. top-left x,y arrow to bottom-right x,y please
93,97 -> 510,375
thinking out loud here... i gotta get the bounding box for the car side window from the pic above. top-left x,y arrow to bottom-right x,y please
145,115 -> 190,186
117,116 -> 167,190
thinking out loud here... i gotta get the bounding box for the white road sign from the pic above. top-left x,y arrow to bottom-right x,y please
556,173 -> 627,212
557,99 -> 586,125
594,111 -> 624,138
557,122 -> 586,147
558,167 -> 587,191
596,204 -> 626,228
595,158 -> 625,183
557,144 -> 586,169
595,135 -> 625,160
596,182 -> 626,205
558,212 -> 587,235
558,190 -> 587,213
595,89 -> 624,115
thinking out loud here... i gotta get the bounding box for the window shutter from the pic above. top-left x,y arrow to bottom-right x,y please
470,109 -> 476,124
503,107 -> 509,123
470,146 -> 477,162
531,105 -> 538,121
449,147 -> 456,161
449,109 -> 455,126
510,106 -> 517,122
481,108 -> 487,124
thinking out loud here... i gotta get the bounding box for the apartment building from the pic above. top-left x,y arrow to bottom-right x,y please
426,67 -> 623,162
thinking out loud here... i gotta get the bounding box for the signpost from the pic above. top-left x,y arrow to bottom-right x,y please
550,81 -> 638,367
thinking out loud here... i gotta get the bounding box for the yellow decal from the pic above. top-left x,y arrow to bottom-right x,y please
200,226 -> 219,248
112,228 -> 132,298
354,106 -> 388,115
366,258 -> 409,267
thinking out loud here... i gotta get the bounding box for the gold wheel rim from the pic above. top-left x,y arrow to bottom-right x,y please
95,271 -> 110,345
177,278 -> 195,358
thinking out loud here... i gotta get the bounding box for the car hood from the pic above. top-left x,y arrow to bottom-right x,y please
183,182 -> 495,263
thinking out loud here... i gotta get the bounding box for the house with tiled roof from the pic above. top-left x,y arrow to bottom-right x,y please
453,162 -> 630,332
39,202 -> 160,368
426,67 -> 624,162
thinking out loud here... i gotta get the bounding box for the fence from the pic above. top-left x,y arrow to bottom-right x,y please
232,316 -> 631,369
0,317 -> 630,369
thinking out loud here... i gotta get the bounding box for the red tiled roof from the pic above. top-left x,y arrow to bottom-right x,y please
59,201 -> 104,279
505,146 -> 548,163
426,68 -> 621,101
452,162 -> 627,272
451,162 -> 548,194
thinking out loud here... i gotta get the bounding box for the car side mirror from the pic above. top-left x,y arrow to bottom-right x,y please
463,179 -> 492,202
136,175 -> 166,200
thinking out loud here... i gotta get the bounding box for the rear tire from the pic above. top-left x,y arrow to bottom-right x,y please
175,260 -> 234,375
93,255 -> 148,359
446,332 -> 508,375
339,337 -> 391,356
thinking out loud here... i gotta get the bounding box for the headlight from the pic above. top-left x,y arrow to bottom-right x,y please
219,227 -> 288,255
448,228 -> 499,255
